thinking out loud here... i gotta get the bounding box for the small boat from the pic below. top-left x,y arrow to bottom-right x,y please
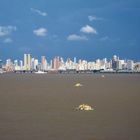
76,104 -> 94,111
75,83 -> 83,87
35,71 -> 47,74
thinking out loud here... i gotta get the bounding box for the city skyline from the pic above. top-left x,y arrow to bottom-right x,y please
1,53 -> 140,73
0,53 -> 139,64
0,0 -> 140,61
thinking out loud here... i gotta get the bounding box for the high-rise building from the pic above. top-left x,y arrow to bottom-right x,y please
14,60 -> 21,71
41,56 -> 47,71
50,60 -> 53,69
31,58 -> 35,70
6,59 -> 14,71
34,59 -> 39,70
127,60 -> 134,70
52,57 -> 60,70
20,60 -> 23,70
14,60 -> 18,66
116,60 -> 122,70
24,54 -> 27,69
0,60 -> 2,68
24,54 -> 31,70
74,57 -> 77,64
112,55 -> 119,70
28,54 -> 31,70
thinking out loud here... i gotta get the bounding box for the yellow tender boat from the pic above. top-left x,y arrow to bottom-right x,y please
76,104 -> 94,111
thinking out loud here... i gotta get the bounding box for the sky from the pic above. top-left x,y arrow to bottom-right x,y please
0,0 -> 140,61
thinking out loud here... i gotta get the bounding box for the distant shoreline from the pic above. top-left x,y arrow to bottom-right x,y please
1,70 -> 140,74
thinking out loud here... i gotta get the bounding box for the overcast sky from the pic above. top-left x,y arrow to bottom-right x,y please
0,0 -> 140,61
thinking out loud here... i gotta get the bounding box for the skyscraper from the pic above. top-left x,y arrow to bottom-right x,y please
24,54 -> 31,70
28,54 -> 31,70
41,56 -> 47,71
24,54 -> 27,69
112,55 -> 118,70
52,57 -> 60,70
127,60 -> 134,70
74,57 -> 77,64
20,60 -> 23,70
0,60 -> 2,69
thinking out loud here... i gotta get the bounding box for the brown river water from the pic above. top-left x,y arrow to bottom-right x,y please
0,74 -> 140,140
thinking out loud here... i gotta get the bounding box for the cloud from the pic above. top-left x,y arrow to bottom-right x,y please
80,25 -> 97,34
0,26 -> 17,37
88,16 -> 103,21
33,28 -> 47,37
3,38 -> 13,43
31,8 -> 47,16
67,34 -> 88,41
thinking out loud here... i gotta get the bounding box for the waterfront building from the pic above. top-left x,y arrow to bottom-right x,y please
134,63 -> 140,71
74,57 -> 77,64
31,58 -> 35,70
116,60 -> 122,70
0,60 -> 3,68
65,58 -> 75,70
5,59 -> 14,72
24,54 -> 27,70
41,56 -> 47,71
28,54 -> 31,70
34,59 -> 39,70
112,55 -> 119,70
52,57 -> 60,70
14,60 -> 20,70
20,60 -> 23,70
14,60 -> 18,66
24,54 -> 31,70
127,60 -> 134,70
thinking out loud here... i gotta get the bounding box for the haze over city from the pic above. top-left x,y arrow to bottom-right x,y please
0,0 -> 140,61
